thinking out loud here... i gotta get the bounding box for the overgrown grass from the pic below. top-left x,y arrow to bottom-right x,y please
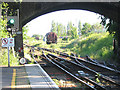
24,32 -> 114,62
62,32 -> 113,61
0,48 -> 19,66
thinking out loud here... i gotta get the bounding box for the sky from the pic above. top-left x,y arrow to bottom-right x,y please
26,10 -> 102,37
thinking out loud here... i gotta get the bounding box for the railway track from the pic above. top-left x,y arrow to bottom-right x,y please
24,45 -> 120,89
39,48 -> 120,86
57,52 -> 120,85
48,53 -> 120,87
29,47 -> 90,89
39,48 -> 120,74
43,52 -> 105,90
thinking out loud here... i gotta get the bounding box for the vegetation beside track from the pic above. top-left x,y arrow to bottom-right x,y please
63,32 -> 114,61
24,32 -> 114,63
0,48 -> 19,66
0,32 -> 114,66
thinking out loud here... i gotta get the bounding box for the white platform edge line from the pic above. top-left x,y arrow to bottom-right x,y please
36,64 -> 60,89
25,64 -> 60,89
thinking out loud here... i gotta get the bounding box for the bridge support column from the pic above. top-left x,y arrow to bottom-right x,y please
14,32 -> 24,58
14,27 -> 24,58
117,2 -> 120,61
14,6 -> 24,58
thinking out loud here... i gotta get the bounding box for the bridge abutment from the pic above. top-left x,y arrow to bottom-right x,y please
14,33 -> 24,58
117,2 -> 120,61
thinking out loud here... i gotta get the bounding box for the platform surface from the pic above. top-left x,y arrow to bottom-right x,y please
1,64 -> 60,90
25,64 -> 60,90
1,66 -> 31,90
1,67 -> 13,89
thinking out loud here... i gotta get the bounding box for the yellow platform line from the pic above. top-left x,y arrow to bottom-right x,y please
11,69 -> 16,90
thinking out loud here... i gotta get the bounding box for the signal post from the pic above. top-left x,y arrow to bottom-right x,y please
7,9 -> 24,58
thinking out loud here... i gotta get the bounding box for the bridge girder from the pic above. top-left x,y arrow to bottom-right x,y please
7,2 -> 120,26
21,2 -> 119,26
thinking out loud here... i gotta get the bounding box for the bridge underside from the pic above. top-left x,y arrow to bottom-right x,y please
6,2 -> 120,57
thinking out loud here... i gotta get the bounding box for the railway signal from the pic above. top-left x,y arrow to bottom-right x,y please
7,9 -> 19,33
7,16 -> 19,31
7,18 -> 15,28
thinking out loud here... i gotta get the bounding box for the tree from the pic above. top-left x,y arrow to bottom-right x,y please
100,15 -> 120,60
62,26 -> 67,37
67,21 -> 73,36
91,22 -> 104,33
71,26 -> 78,39
0,17 -> 9,38
81,22 -> 92,35
22,26 -> 29,40
0,2 -> 9,38
67,21 -> 78,39
100,16 -> 119,44
51,20 -> 57,33
78,21 -> 82,36
56,23 -> 61,37
57,23 -> 67,37
32,34 -> 43,40
32,34 -> 40,38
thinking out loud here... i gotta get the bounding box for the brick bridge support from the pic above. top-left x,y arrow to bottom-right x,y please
117,2 -> 120,61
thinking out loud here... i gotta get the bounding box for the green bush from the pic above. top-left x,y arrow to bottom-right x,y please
25,32 -> 113,61
64,32 -> 113,61
0,48 -> 19,66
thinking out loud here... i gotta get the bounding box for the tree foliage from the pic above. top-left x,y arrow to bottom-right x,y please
67,22 -> 78,39
100,16 -> 118,38
22,26 -> 29,40
81,23 -> 92,35
67,21 -> 73,36
105,20 -> 118,41
100,16 -> 120,47
71,26 -> 78,39
51,20 -> 57,33
78,21 -> 82,36
91,22 -> 104,33
50,20 -> 105,40
32,34 -> 40,38
81,22 -> 105,36
0,2 -> 9,38
57,23 -> 66,37
100,16 -> 120,61
0,18 -> 9,38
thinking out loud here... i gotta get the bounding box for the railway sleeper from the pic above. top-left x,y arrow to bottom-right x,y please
46,53 -> 105,90
29,47 -> 120,88
43,52 -> 103,90
48,53 -> 120,88
41,48 -> 120,75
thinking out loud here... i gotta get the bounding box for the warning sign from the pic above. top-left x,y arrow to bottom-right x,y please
2,38 -> 14,47
2,38 -> 8,45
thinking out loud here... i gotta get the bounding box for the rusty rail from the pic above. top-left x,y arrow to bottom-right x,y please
48,53 -> 120,87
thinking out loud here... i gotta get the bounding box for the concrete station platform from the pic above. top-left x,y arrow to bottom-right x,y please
0,64 -> 60,90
